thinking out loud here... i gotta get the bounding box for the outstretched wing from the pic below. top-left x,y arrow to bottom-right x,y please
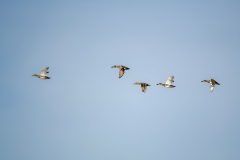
119,66 -> 129,78
212,79 -> 220,85
119,69 -> 125,78
141,85 -> 146,93
166,76 -> 174,85
40,67 -> 49,76
210,84 -> 214,92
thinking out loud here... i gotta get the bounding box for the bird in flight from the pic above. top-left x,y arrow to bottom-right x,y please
156,76 -> 175,88
134,82 -> 151,93
201,78 -> 220,92
32,67 -> 51,80
111,65 -> 130,78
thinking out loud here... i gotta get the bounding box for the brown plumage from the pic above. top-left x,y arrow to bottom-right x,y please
111,65 -> 130,78
201,78 -> 220,92
134,82 -> 151,93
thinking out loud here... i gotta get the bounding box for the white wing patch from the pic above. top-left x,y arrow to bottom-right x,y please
40,67 -> 49,76
210,84 -> 214,92
166,76 -> 174,85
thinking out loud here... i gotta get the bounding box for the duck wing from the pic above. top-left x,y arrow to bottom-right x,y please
166,76 -> 174,85
40,67 -> 49,76
141,85 -> 147,93
212,79 -> 220,85
119,68 -> 125,78
210,84 -> 214,92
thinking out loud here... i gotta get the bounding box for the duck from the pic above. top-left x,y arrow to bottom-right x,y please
156,76 -> 175,88
134,82 -> 151,93
32,67 -> 50,80
111,65 -> 130,78
201,78 -> 220,92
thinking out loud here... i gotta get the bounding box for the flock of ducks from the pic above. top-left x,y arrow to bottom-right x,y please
32,66 -> 220,92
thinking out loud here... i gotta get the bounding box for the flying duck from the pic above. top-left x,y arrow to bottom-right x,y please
32,67 -> 50,80
156,76 -> 175,88
201,78 -> 220,92
111,65 -> 130,78
134,82 -> 151,93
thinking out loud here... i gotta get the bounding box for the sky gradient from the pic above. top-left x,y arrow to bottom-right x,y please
1,1 -> 240,160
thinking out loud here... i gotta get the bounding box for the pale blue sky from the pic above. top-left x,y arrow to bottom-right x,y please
1,1 -> 240,160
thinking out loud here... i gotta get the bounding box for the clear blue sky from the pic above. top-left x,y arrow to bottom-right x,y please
1,1 -> 240,160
